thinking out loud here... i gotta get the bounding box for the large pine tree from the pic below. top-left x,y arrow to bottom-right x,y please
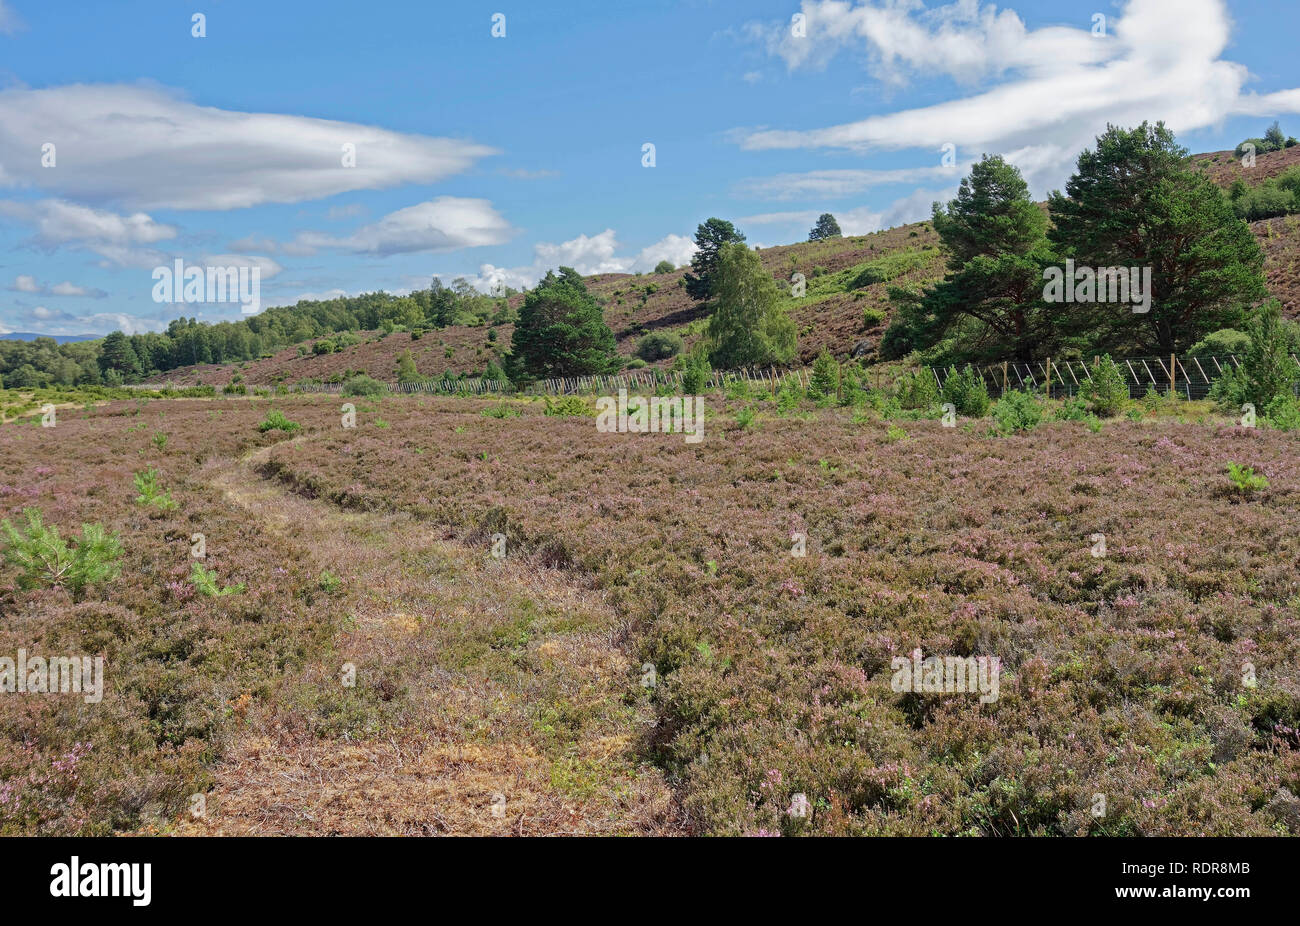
506,267 -> 620,381
1048,121 -> 1267,354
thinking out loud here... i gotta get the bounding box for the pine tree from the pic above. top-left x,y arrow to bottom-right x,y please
1048,121 -> 1267,354
684,218 -> 746,301
808,214 -> 842,241
506,267 -> 620,381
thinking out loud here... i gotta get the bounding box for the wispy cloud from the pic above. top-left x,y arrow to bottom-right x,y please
738,0 -> 1300,194
0,83 -> 499,211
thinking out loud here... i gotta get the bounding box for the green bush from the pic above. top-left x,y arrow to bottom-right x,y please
991,389 -> 1043,433
941,365 -> 990,417
636,331 -> 684,362
807,350 -> 840,402
133,467 -> 178,511
1055,394 -> 1090,421
0,508 -> 122,598
542,396 -> 591,417
895,368 -> 939,409
680,349 -> 712,395
190,561 -> 245,597
258,409 -> 301,433
342,374 -> 387,398
1226,462 -> 1268,495
1264,394 -> 1300,430
1083,355 -> 1130,417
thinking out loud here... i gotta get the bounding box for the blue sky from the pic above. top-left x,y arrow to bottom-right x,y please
0,0 -> 1297,336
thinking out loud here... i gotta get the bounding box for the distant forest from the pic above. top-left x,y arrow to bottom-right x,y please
0,278 -> 517,387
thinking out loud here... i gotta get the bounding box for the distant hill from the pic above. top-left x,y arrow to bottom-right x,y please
0,332 -> 99,343
141,147 -> 1300,389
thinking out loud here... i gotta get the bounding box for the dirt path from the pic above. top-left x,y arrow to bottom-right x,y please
174,439 -> 677,835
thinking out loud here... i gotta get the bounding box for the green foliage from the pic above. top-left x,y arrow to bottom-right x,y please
808,213 -> 842,241
1209,302 -> 1300,408
1263,394 -> 1300,430
1189,328 -> 1251,358
636,331 -> 684,362
1083,355 -> 1131,417
542,396 -> 592,417
807,350 -> 840,402
706,243 -> 797,370
1235,121 -> 1298,156
342,374 -> 387,397
941,365 -> 990,417
481,403 -> 522,419
991,389 -> 1043,433
318,570 -> 343,595
258,408 -> 302,433
0,508 -> 122,597
892,156 -> 1052,362
735,406 -> 757,429
1055,394 -> 1090,421
1226,462 -> 1268,495
684,218 -> 746,301
653,260 -> 676,275
894,368 -> 939,409
838,360 -> 867,407
507,267 -> 620,381
1049,121 -> 1267,354
680,347 -> 712,394
133,467 -> 178,511
395,350 -> 421,384
190,561 -> 245,597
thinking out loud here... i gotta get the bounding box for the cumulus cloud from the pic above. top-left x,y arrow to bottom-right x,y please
9,274 -> 107,298
740,0 -> 1300,194
740,187 -> 952,236
0,199 -> 178,267
465,230 -> 698,292
0,83 -> 498,211
292,197 -> 514,257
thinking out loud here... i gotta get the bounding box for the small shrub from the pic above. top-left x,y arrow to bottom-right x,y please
1226,462 -> 1268,495
735,406 -> 757,429
190,561 -> 245,597
991,389 -> 1042,433
318,570 -> 343,595
543,396 -> 591,417
680,350 -> 712,395
1083,356 -> 1130,417
258,409 -> 301,433
0,508 -> 122,597
482,403 -> 522,419
895,369 -> 939,410
133,467 -> 178,511
941,366 -> 990,417
342,374 -> 387,398
1055,394 -> 1090,421
1264,394 -> 1300,430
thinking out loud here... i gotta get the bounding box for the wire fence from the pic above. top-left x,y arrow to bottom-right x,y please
136,351 -> 1299,401
930,354 -> 1300,401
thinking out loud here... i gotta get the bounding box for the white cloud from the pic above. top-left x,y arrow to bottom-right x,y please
290,197 -> 513,257
0,1 -> 21,35
735,164 -> 968,200
465,230 -> 698,292
9,274 -> 107,298
0,83 -> 498,211
739,188 -> 950,237
0,199 -> 178,267
200,254 -> 284,280
740,0 -> 1300,195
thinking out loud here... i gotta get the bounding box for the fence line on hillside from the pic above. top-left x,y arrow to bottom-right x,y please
930,353 -> 1300,401
133,350 -> 1300,401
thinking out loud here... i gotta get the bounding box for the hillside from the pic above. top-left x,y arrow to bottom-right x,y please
143,147 -> 1300,389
